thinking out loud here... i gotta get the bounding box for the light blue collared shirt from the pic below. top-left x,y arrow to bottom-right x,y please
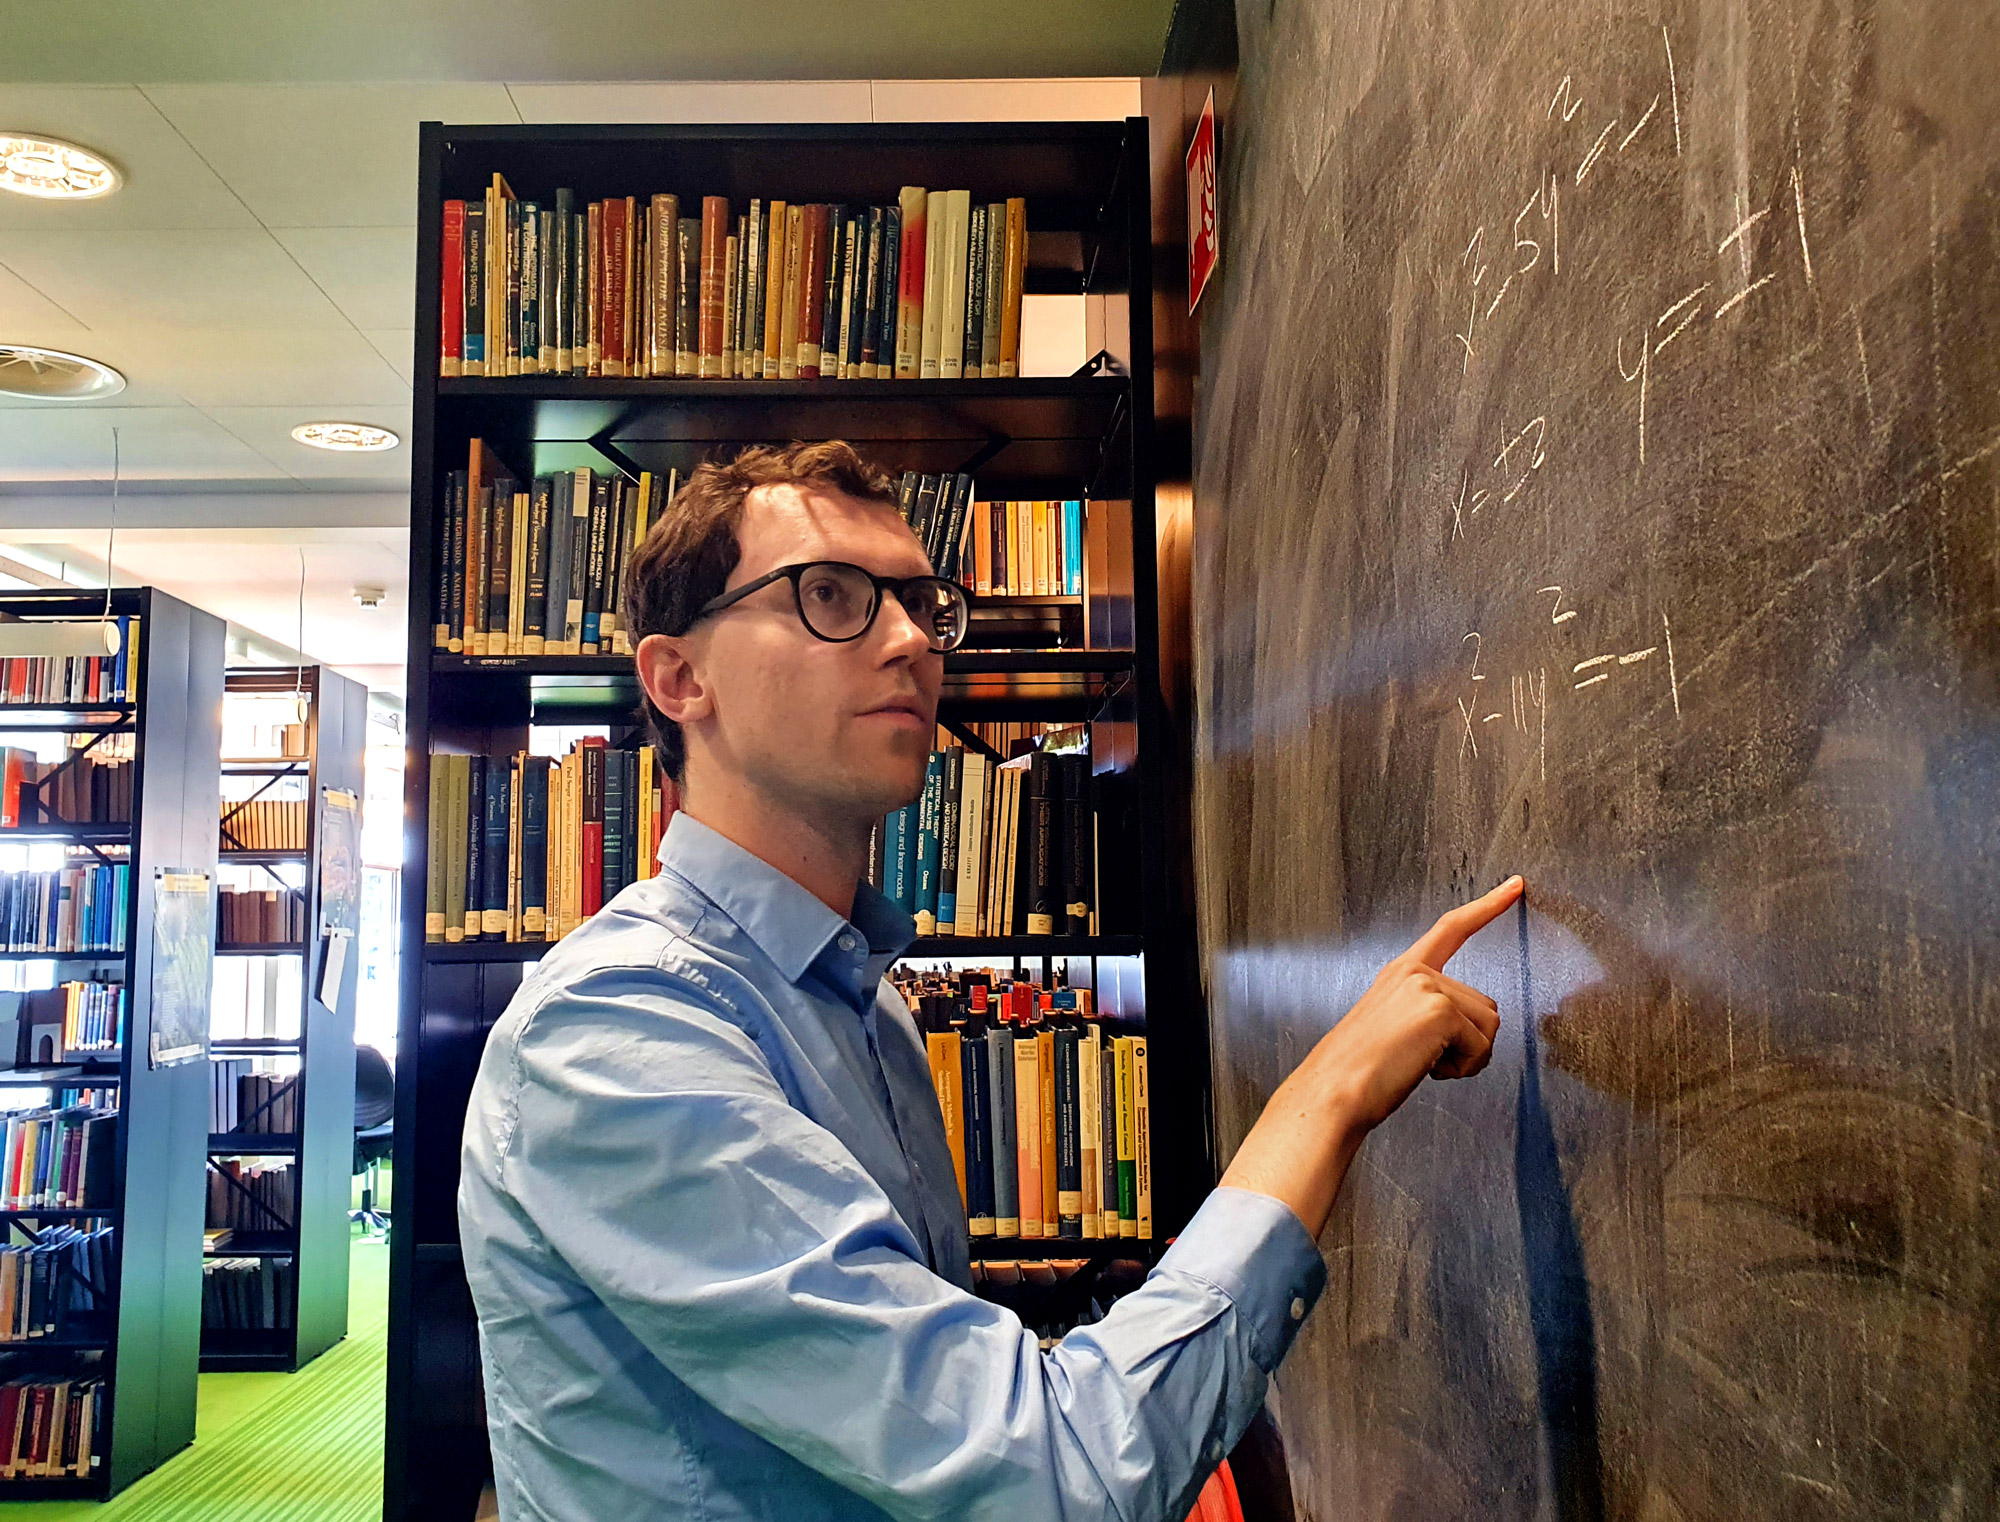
459,811 -> 1327,1522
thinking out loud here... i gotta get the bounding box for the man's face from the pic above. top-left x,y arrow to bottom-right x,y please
660,481 -> 941,827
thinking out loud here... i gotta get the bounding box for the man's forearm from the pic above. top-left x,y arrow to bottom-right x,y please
1216,1069 -> 1365,1241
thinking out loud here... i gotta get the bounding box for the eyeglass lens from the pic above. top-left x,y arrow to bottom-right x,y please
793,563 -> 966,650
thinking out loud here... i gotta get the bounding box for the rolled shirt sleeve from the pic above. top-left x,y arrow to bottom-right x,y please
484,961 -> 1326,1522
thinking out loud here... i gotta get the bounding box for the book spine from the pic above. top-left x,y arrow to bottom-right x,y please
858,207 -> 884,377
895,187 -> 927,377
480,754 -> 511,939
542,472 -> 570,649
485,480 -> 512,645
1036,1027 -> 1059,1236
521,760 -> 547,937
798,204 -> 830,378
762,200 -> 790,378
622,196 -> 638,376
776,204 -> 804,379
425,763 -> 446,941
506,755 -> 523,940
570,209 -> 587,374
885,801 -> 916,914
698,196 -> 727,377
675,218 -> 700,376
1131,1034 -> 1151,1240
982,201 -> 1007,373
602,744 -> 625,907
462,203 -> 485,374
742,199 -> 763,377
927,1030 -> 966,1208
725,219 -> 743,377
1024,751 -> 1058,935
462,756 -> 486,941
564,471 -> 590,652
440,200 -> 464,377
878,204 -> 901,378
598,478 -> 627,649
1063,754 -> 1094,936
1114,1035 -> 1137,1236
1078,1024 -> 1101,1238
962,1035 -> 994,1234
912,750 -> 942,936
523,479 -> 549,654
1013,1032 -> 1042,1238
1055,1024 -> 1081,1237
581,740 -> 605,917
910,474 -> 941,561
581,476 -> 609,652
649,194 -> 677,379
443,754 -> 467,943
520,203 -> 540,373
939,190 -> 970,379
433,470 -> 456,650
963,202 -> 986,378
935,747 -> 961,933
984,1025 -> 1018,1236
1000,198 -> 1027,377
551,188 -> 573,371
938,474 -> 973,582
953,752 -> 987,936
919,190 -> 947,378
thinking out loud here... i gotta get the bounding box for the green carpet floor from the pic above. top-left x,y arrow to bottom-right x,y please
11,1231 -> 389,1521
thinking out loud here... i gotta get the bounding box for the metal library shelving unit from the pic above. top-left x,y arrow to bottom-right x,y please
0,588 -> 220,1498
202,666 -> 365,1372
388,119 -> 1202,1521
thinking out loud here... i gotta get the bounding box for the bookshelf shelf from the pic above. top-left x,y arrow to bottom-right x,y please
967,1237 -> 1160,1262
202,666 -> 366,1378
391,119 -> 1192,1522
0,587 -> 225,1499
206,1134 -> 299,1155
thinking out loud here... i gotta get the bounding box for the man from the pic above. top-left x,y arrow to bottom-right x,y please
459,440 -> 1522,1521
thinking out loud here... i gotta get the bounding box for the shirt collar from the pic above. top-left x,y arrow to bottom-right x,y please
657,811 -> 915,988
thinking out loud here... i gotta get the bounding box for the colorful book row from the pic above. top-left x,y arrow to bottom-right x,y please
968,500 -> 1084,598
442,182 -> 1028,382
0,1106 -> 115,1212
0,620 -> 136,708
0,866 -> 128,956
0,1376 -> 102,1480
0,1226 -> 111,1345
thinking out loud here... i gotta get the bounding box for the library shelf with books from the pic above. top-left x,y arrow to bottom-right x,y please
200,667 -> 364,1375
0,588 -> 223,1499
390,120 -> 1197,1522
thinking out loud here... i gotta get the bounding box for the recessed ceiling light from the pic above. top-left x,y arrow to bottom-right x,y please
0,136 -> 120,200
0,345 -> 126,401
291,421 -> 400,453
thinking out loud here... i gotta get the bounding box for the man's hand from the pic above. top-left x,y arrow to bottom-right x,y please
1217,876 -> 1523,1239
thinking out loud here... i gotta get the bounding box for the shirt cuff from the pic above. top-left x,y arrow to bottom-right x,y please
1153,1186 -> 1327,1373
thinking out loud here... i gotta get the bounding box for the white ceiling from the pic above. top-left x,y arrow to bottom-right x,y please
0,76 -> 1139,691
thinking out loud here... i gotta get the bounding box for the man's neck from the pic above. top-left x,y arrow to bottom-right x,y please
679,770 -> 868,919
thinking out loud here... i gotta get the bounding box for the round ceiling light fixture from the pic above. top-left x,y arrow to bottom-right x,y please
0,344 -> 126,401
0,136 -> 121,200
291,421 -> 400,453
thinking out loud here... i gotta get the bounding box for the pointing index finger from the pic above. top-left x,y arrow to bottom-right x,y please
1407,875 -> 1524,969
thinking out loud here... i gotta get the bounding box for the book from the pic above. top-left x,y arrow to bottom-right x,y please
962,1016 -> 995,1236
1036,1023 -> 1059,1236
925,1025 -> 966,1207
1054,1022 -> 1082,1237
982,201 -> 1007,377
935,747 -> 962,933
1131,1033 -> 1152,1240
798,203 -> 831,378
983,1009 -> 1018,1238
999,197 -> 1027,376
1077,1020 -> 1101,1238
462,756 -> 485,940
895,186 -> 927,377
939,190 -> 971,379
462,200 -> 486,374
440,199 -> 464,378
443,753 -> 468,943
912,750 -> 943,935
760,199 -> 787,378
1113,1035 -> 1137,1237
479,752 -> 512,939
1023,751 -> 1059,936
919,189 -> 947,378
963,202 -> 987,378
699,196 -> 728,377
1012,1030 -> 1042,1239
777,202 -> 805,379
1099,1025 -> 1119,1237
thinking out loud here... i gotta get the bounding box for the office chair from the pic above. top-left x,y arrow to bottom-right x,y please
351,1043 -> 394,1235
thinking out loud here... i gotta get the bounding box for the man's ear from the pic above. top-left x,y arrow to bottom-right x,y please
635,632 -> 712,726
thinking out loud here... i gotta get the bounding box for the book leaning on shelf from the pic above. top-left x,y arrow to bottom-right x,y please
0,1225 -> 112,1345
433,439 -> 677,657
206,1159 -> 293,1233
900,970 -> 1151,1242
0,618 -> 136,707
424,739 -> 683,944
871,734 -> 1098,940
0,1106 -> 115,1211
442,179 -> 1027,382
0,743 -> 134,829
0,865 -> 128,955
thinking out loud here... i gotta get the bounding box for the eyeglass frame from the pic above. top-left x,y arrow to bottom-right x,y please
679,560 -> 973,651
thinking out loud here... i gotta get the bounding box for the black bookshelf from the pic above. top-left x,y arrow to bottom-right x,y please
202,667 -> 365,1374
388,119 -> 1193,1522
0,588 -> 222,1498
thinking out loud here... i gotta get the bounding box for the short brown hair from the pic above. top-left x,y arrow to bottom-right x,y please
623,440 -> 900,779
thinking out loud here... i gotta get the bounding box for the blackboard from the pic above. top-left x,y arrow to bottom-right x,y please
1191,0 -> 2000,1515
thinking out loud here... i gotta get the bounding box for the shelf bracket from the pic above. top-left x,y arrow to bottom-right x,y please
953,432 -> 1013,480
205,1156 -> 295,1234
938,718 -> 1003,762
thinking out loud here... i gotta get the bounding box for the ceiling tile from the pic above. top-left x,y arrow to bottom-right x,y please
0,86 -> 257,231
506,79 -> 872,125
142,84 -> 520,228
0,229 -> 350,331
0,258 -> 86,336
362,329 -> 417,386
0,404 -> 282,485
204,403 -> 413,485
866,78 -> 1142,122
271,226 -> 417,329
108,326 -> 410,409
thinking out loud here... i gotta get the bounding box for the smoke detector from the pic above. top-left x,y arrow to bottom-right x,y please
0,345 -> 126,401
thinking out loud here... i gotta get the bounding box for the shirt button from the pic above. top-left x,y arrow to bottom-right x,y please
1206,1438 -> 1225,1464
837,934 -> 856,952
1290,1296 -> 1306,1322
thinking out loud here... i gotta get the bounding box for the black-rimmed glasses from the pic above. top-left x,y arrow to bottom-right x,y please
685,561 -> 971,652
